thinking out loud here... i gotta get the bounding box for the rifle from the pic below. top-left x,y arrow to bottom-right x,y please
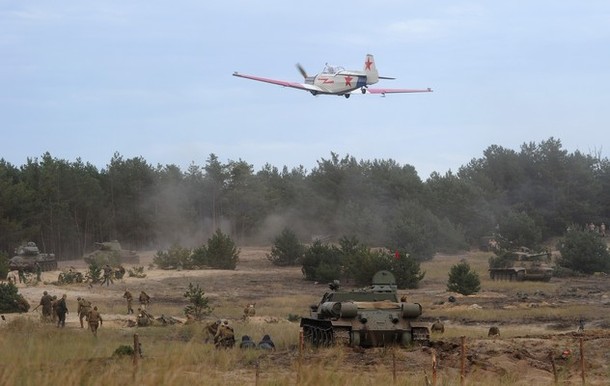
32,304 -> 40,312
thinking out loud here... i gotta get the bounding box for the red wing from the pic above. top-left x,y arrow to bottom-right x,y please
233,72 -> 321,93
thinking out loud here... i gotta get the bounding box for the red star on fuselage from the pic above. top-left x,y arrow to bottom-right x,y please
344,75 -> 353,87
365,58 -> 373,70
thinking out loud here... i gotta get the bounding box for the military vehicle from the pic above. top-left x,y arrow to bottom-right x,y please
488,247 -> 554,281
84,240 -> 140,265
300,270 -> 429,348
9,241 -> 58,272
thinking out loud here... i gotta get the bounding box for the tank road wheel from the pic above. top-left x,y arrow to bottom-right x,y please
350,331 -> 361,347
401,331 -> 412,346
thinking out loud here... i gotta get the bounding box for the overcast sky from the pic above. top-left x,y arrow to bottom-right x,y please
1,1 -> 609,178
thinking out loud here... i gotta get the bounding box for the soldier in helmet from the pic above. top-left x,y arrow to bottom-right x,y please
123,290 -> 134,314
77,296 -> 92,328
101,264 -> 114,286
214,320 -> 235,349
56,294 -> 68,328
35,290 -> 54,321
139,291 -> 151,310
87,306 -> 103,336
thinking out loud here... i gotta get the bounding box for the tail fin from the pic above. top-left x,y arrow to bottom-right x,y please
364,54 -> 379,84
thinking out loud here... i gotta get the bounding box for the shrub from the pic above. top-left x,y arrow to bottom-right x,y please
85,263 -> 102,284
183,282 -> 213,320
0,282 -> 30,313
301,240 -> 342,282
193,229 -> 239,270
153,244 -> 193,269
0,252 -> 9,280
127,266 -> 147,278
267,227 -> 305,266
447,259 -> 481,295
390,250 -> 426,289
557,230 -> 610,274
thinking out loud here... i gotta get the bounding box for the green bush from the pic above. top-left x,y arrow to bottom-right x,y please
447,260 -> 481,295
557,230 -> 610,274
192,229 -> 239,270
183,282 -> 213,320
0,252 -> 9,280
301,240 -> 342,282
267,227 -> 304,266
0,282 -> 30,313
390,250 -> 426,289
153,244 -> 194,269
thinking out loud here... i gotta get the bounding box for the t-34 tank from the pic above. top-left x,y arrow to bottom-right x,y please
300,270 -> 429,347
9,241 -> 58,272
488,247 -> 553,282
84,240 -> 140,265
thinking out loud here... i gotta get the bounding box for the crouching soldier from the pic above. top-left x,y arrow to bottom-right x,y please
214,320 -> 235,349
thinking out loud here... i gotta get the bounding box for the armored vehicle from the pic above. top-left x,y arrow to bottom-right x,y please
488,247 -> 553,281
300,270 -> 429,348
9,241 -> 58,272
84,240 -> 140,265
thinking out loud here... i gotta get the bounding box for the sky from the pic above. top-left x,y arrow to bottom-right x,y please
1,1 -> 609,179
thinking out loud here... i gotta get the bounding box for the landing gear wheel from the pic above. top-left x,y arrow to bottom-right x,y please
344,94 -> 350,99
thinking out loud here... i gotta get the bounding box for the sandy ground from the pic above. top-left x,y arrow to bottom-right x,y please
3,247 -> 610,384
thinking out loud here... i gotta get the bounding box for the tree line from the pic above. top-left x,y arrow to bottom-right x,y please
0,137 -> 608,260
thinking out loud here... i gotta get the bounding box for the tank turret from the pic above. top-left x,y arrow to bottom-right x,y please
9,241 -> 57,272
300,270 -> 429,347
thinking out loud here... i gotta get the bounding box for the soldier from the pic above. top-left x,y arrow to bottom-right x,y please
123,290 -> 134,314
33,290 -> 54,321
242,303 -> 256,320
51,295 -> 59,323
431,318 -> 445,334
214,320 -> 235,349
56,294 -> 68,328
488,326 -> 500,337
77,297 -> 92,328
239,335 -> 256,349
115,265 -> 126,280
101,264 -> 114,286
139,291 -> 150,310
136,307 -> 153,327
87,306 -> 103,336
35,262 -> 42,283
577,317 -> 585,333
257,334 -> 276,350
204,320 -> 221,343
18,268 -> 26,284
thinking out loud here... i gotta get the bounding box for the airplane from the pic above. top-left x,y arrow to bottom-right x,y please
232,54 -> 433,98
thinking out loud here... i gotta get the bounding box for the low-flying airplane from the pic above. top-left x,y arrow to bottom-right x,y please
233,54 -> 432,98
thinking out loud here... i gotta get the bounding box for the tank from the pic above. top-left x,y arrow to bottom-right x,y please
84,240 -> 140,265
9,241 -> 58,272
300,270 -> 430,348
488,247 -> 554,281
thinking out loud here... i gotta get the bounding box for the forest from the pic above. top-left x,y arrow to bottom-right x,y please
0,137 -> 608,261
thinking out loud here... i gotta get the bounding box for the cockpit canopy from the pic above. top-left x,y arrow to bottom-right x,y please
321,63 -> 345,75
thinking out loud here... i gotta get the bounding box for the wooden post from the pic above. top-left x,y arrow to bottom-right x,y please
432,349 -> 437,386
132,333 -> 139,383
133,334 -> 139,366
460,336 -> 466,386
392,349 -> 396,384
580,336 -> 585,385
255,360 -> 260,386
297,329 -> 303,385
549,350 -> 558,385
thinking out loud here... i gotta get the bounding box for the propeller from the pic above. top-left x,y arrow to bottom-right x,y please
296,63 -> 308,79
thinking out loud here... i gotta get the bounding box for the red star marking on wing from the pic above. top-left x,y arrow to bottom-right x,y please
344,75 -> 353,87
365,58 -> 373,70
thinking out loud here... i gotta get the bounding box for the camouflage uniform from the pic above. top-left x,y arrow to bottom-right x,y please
77,297 -> 92,328
214,321 -> 235,348
101,264 -> 114,286
139,291 -> 150,310
87,306 -> 103,336
123,290 -> 134,314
